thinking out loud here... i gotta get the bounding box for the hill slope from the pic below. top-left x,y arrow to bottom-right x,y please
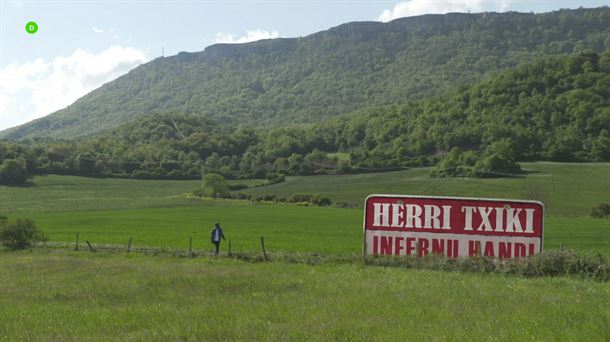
1,51 -> 608,182
2,7 -> 610,140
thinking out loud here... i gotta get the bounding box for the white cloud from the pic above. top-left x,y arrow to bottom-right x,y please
91,27 -> 121,40
498,0 -> 512,11
378,0 -> 512,22
0,46 -> 147,131
214,29 -> 280,44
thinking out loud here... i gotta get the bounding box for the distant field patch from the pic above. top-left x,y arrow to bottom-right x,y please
2,163 -> 608,217
0,175 -> 200,213
241,162 -> 610,217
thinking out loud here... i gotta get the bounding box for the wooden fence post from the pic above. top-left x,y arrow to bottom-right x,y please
75,232 -> 79,251
127,237 -> 132,253
86,240 -> 95,252
260,237 -> 268,261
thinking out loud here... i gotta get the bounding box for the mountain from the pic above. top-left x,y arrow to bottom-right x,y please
2,7 -> 610,140
3,51 -> 608,183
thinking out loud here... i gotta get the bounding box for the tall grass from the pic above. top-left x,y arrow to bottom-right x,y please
0,249 -> 608,341
33,242 -> 610,281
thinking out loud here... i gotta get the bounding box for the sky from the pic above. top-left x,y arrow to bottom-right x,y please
0,0 -> 608,131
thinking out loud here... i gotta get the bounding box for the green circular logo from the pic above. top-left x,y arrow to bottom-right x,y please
25,21 -> 38,34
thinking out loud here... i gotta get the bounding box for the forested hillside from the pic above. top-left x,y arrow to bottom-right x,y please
1,51 -> 608,183
2,7 -> 609,140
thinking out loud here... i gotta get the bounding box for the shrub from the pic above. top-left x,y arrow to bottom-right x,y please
130,170 -> 155,179
312,196 -> 332,207
0,218 -> 47,249
192,188 -> 206,197
201,173 -> 231,198
228,184 -> 249,191
266,173 -> 286,184
365,249 -> 609,281
0,158 -> 29,185
430,147 -> 478,178
333,201 -> 354,208
234,193 -> 251,200
288,193 -> 315,203
475,140 -> 521,176
431,142 -> 521,179
474,153 -> 521,177
591,203 -> 610,218
262,194 -> 276,201
287,193 -> 332,206
253,194 -> 277,202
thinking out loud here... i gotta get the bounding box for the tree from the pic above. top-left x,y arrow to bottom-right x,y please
202,173 -> 230,198
473,140 -> 521,176
77,153 -> 96,176
0,158 -> 29,185
591,130 -> 610,161
431,147 -> 478,178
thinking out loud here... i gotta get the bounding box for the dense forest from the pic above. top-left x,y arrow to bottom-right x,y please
1,51 -> 608,184
2,7 -> 609,140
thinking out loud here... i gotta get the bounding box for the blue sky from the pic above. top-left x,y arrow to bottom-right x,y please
0,0 -> 609,130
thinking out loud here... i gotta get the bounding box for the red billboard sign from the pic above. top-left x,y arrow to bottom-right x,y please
363,195 -> 544,258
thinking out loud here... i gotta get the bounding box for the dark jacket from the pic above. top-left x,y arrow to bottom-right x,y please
210,227 -> 225,243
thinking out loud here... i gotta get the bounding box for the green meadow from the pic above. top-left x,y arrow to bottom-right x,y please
241,162 -> 610,217
29,204 -> 362,254
0,250 -> 608,341
1,163 -> 609,340
3,162 -> 608,216
1,162 -> 609,255
21,206 -> 610,255
0,175 -> 200,213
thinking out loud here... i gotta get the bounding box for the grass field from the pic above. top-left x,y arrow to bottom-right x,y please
242,162 -> 610,217
2,162 -> 609,217
0,174 -> 200,213
0,250 -> 608,341
29,203 -> 362,254
23,206 -> 610,255
1,163 -> 609,255
0,164 -> 609,340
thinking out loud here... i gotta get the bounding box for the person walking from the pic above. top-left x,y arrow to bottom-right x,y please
210,222 -> 225,255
